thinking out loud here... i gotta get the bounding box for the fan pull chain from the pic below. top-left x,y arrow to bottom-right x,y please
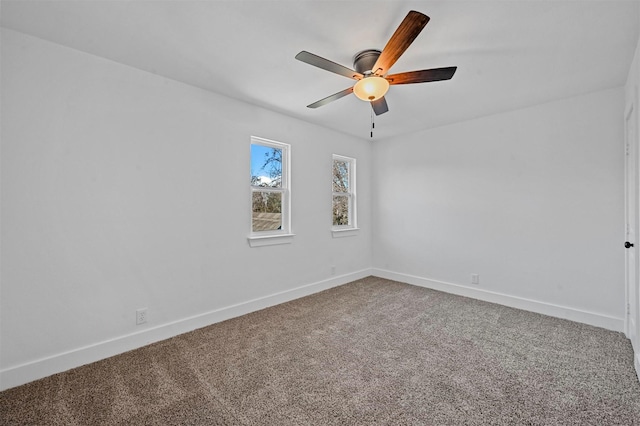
370,108 -> 374,138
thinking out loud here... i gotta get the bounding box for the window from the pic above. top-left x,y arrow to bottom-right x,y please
332,154 -> 358,237
249,136 -> 293,247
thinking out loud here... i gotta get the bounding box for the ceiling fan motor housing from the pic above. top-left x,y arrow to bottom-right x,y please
353,49 -> 382,75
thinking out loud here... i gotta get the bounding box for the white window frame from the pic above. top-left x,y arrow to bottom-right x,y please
248,136 -> 294,247
332,154 -> 359,238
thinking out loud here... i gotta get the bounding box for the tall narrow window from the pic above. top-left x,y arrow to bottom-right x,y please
332,155 -> 357,233
249,136 -> 292,246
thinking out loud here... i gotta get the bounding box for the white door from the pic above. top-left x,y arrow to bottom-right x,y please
625,103 -> 638,350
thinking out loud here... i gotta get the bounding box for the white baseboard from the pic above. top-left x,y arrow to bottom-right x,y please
0,269 -> 372,391
372,268 -> 625,333
635,353 -> 640,381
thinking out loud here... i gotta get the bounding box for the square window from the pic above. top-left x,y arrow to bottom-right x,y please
332,194 -> 350,226
251,144 -> 282,188
252,191 -> 282,232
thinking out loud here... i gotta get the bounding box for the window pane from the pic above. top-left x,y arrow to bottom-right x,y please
333,160 -> 349,193
252,191 -> 282,231
333,195 -> 349,226
251,144 -> 282,188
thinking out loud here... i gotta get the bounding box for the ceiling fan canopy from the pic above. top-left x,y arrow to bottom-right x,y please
295,10 -> 457,116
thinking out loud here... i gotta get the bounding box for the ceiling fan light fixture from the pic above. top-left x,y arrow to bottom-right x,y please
353,76 -> 389,102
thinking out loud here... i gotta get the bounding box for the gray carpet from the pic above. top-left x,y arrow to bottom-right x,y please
1,276 -> 640,425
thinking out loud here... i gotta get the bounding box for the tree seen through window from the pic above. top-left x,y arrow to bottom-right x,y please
251,143 -> 283,232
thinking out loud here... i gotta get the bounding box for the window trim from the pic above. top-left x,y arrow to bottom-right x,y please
248,136 -> 294,247
332,154 -> 358,236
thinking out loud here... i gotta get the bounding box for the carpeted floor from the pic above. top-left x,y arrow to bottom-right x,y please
2,276 -> 640,425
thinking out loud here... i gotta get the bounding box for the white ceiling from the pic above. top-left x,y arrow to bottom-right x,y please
2,0 -> 639,140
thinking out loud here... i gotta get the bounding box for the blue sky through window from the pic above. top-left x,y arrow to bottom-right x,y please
251,144 -> 271,179
251,144 -> 281,186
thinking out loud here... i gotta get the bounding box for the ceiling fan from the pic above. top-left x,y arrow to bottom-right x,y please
295,10 -> 457,116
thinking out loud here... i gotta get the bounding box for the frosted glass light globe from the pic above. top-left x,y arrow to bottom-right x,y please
353,76 -> 389,102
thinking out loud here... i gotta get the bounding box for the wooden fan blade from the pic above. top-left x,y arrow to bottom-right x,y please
372,11 -> 430,76
371,97 -> 389,115
307,87 -> 354,108
386,67 -> 457,85
296,51 -> 364,80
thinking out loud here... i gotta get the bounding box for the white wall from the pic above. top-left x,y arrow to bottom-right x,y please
0,29 -> 372,390
372,88 -> 625,329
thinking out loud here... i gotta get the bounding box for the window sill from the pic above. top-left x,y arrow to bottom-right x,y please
248,233 -> 295,247
331,228 -> 360,238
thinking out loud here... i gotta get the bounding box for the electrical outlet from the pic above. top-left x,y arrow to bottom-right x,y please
136,308 -> 147,325
471,274 -> 480,285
